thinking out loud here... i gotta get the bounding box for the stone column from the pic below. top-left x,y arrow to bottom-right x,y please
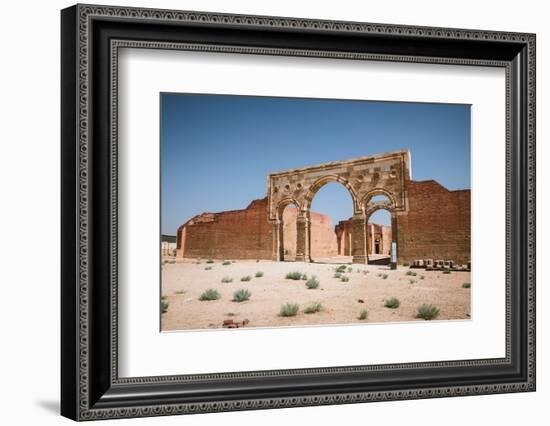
389,212 -> 398,269
271,220 -> 281,261
352,214 -> 368,264
295,212 -> 311,262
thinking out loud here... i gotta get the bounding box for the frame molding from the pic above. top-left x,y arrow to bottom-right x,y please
61,3 -> 535,421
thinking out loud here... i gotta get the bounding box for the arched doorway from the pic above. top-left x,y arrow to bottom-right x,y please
276,199 -> 300,261
308,181 -> 355,262
364,192 -> 397,265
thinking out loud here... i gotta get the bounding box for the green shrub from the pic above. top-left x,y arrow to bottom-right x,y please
333,272 -> 342,279
199,289 -> 221,301
221,276 -> 233,283
232,289 -> 251,302
384,297 -> 400,309
462,282 -> 471,288
301,273 -> 308,280
417,303 -> 440,320
306,276 -> 320,289
204,266 -> 213,270
335,265 -> 347,273
161,297 -> 169,314
206,257 -> 214,264
222,260 -> 231,266
280,303 -> 300,317
304,302 -> 322,314
341,275 -> 350,282
409,279 -> 416,284
240,275 -> 252,282
406,270 -> 417,276
381,274 -> 389,279
347,267 -> 353,273
286,271 -> 303,280
255,271 -> 264,278
358,309 -> 369,320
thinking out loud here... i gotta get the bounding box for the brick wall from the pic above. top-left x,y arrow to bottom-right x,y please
176,198 -> 273,260
396,180 -> 470,264
177,198 -> 338,260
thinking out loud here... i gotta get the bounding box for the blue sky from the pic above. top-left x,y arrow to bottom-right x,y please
161,94 -> 470,235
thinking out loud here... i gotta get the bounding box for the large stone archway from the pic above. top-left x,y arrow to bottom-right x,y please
268,150 -> 411,263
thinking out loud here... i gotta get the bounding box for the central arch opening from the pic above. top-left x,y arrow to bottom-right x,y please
309,181 -> 355,263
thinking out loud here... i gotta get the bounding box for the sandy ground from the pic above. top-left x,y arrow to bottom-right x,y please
161,258 -> 471,331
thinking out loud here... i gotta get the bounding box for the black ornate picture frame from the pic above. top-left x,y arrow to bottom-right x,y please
61,4 -> 536,421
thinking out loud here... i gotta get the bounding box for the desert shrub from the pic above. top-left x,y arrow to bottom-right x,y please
358,309 -> 369,320
417,303 -> 440,320
199,289 -> 221,301
204,266 -> 213,270
462,282 -> 471,288
306,276 -> 320,289
174,290 -> 185,295
333,272 -> 342,279
231,260 -> 236,263
403,262 -> 410,267
206,257 -> 214,264
341,275 -> 350,282
161,297 -> 169,314
222,260 -> 231,266
384,297 -> 400,309
240,275 -> 252,282
279,303 -> 300,317
286,271 -> 303,280
232,289 -> 251,302
301,273 -> 308,280
335,265 -> 347,273
420,275 -> 425,280
409,279 -> 416,284
406,270 -> 417,276
347,267 -> 353,273
221,276 -> 233,283
255,271 -> 264,278
442,270 -> 451,274
363,270 -> 369,275
304,302 -> 322,314
381,274 -> 389,279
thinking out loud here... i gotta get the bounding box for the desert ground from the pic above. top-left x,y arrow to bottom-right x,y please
161,257 -> 471,331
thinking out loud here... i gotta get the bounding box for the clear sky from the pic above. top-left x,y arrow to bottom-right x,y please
161,93 -> 470,235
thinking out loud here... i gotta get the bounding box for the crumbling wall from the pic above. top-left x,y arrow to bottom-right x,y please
177,199 -> 338,260
396,180 -> 470,264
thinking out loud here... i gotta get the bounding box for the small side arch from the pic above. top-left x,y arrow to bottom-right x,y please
361,188 -> 398,210
276,197 -> 302,220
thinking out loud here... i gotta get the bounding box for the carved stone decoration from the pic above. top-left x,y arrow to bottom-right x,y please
268,150 -> 410,263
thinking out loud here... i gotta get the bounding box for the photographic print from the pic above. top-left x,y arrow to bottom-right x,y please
160,94 -> 471,331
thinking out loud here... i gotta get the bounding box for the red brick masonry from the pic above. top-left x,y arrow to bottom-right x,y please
176,180 -> 470,264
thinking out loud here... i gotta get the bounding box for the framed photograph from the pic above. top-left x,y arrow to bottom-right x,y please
61,4 -> 536,421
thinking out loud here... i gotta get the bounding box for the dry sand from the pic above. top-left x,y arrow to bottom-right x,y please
161,258 -> 471,331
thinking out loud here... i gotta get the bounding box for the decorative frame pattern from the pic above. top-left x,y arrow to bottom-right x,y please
61,4 -> 535,421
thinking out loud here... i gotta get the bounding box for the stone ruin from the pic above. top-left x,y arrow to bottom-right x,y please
176,150 -> 471,265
